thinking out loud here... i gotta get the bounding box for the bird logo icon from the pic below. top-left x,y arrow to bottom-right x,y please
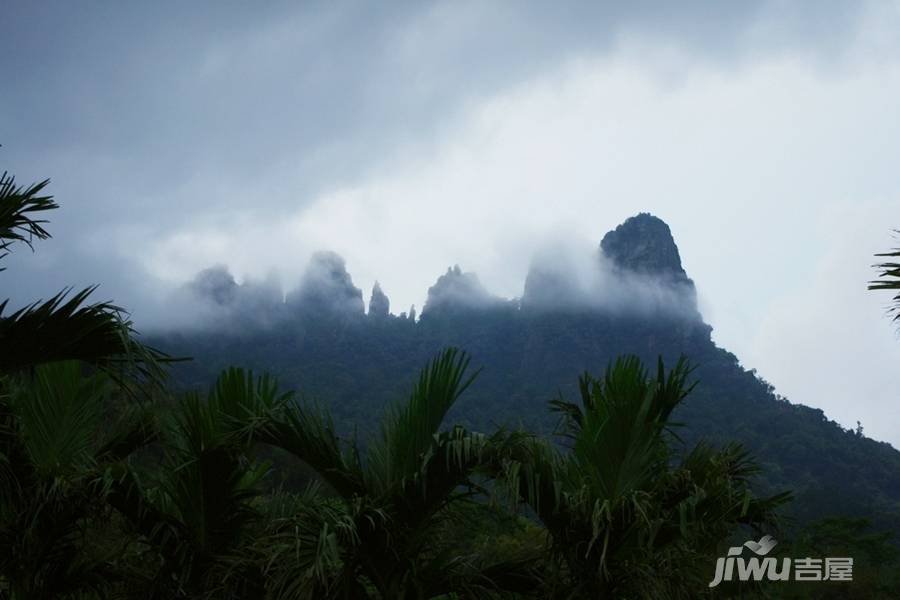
743,535 -> 778,556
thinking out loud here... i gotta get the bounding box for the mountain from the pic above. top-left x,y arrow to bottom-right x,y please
423,265 -> 508,315
152,213 -> 900,533
368,281 -> 390,318
600,212 -> 690,280
286,250 -> 365,317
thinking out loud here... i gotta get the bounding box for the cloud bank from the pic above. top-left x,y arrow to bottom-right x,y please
3,1 -> 900,444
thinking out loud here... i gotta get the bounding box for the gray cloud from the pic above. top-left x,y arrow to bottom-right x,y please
3,1 -> 900,446
422,265 -> 507,315
521,238 -> 699,320
173,264 -> 283,331
286,250 -> 364,317
1,1 -> 869,312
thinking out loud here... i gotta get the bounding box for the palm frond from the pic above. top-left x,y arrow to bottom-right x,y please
0,361 -> 159,599
9,361 -> 110,477
869,233 -> 900,322
107,374 -> 280,595
497,355 -> 786,596
95,404 -> 159,463
208,367 -> 293,444
367,347 -> 478,492
566,356 -> 686,501
548,376 -> 589,441
0,286 -> 172,387
392,426 -> 492,529
217,489 -> 370,600
0,171 -> 57,267
254,399 -> 366,499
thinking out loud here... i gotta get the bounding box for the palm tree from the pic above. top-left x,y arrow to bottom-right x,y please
100,349 -> 534,599
0,163 -> 178,599
869,232 -> 900,326
103,367 -> 287,599
0,345 -> 791,598
235,347 -> 537,599
0,164 -> 173,598
0,361 -> 157,599
0,170 -> 168,385
0,363 -> 288,600
494,356 -> 790,598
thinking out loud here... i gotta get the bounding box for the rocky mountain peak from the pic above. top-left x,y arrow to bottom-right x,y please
368,281 -> 390,317
287,251 -> 364,316
423,265 -> 499,315
599,213 -> 687,280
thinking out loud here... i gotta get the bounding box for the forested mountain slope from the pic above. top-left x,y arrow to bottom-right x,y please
153,214 -> 900,533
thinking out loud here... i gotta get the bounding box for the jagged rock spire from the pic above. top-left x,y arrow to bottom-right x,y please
422,265 -> 499,315
369,281 -> 390,317
286,251 -> 365,316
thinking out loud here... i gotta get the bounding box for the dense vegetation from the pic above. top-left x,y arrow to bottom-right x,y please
157,283 -> 900,537
3,169 -> 900,597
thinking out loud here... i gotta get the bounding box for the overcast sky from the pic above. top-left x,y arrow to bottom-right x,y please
3,1 -> 900,446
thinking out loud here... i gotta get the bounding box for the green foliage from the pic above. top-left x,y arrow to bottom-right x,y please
246,348 -> 537,599
2,162 -> 893,598
0,163 -> 175,598
367,348 -> 479,493
869,231 -> 900,325
761,517 -> 900,599
104,369 -> 283,598
0,171 -> 56,268
0,363 -> 155,599
2,342 -> 799,598
494,356 -> 789,598
154,307 -> 900,536
0,287 -> 170,387
0,169 -> 170,387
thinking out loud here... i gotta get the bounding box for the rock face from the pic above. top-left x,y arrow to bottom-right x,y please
287,251 -> 365,317
187,215 -> 699,323
599,213 -> 690,282
368,282 -> 390,317
422,265 -> 500,315
599,213 -> 697,313
522,213 -> 699,317
188,265 -> 238,306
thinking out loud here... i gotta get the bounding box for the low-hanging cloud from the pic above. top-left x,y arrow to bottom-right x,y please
3,1 -> 900,446
166,265 -> 284,331
173,217 -> 703,330
521,236 -> 700,320
0,0 -> 880,316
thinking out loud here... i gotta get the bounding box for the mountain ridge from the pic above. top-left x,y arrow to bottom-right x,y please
156,213 -> 900,534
